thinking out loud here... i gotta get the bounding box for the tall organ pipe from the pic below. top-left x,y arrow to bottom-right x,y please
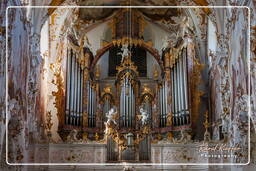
171,69 -> 175,126
66,49 -> 70,124
76,62 -> 81,126
183,48 -> 189,124
80,69 -> 83,126
164,82 -> 168,126
132,86 -> 135,127
75,54 -> 79,125
179,55 -> 184,125
91,86 -> 94,127
177,59 -> 181,125
69,50 -> 73,125
88,82 -> 91,127
121,85 -> 123,127
70,50 -> 75,125
173,67 -> 176,126
129,82 -> 131,127
159,86 -> 162,127
174,63 -> 178,125
181,49 -> 186,124
161,85 -> 164,127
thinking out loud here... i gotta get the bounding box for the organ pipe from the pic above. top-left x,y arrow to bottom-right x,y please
76,62 -> 81,126
80,69 -> 83,126
74,53 -> 78,126
164,82 -> 168,125
65,49 -> 71,124
183,48 -> 189,124
179,57 -> 184,125
70,50 -> 75,125
174,63 -> 178,125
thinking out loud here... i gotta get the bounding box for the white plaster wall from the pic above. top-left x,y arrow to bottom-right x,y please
208,19 -> 217,52
87,22 -> 109,56
146,22 -> 169,56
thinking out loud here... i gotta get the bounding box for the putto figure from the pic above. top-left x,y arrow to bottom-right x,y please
139,106 -> 149,126
105,107 -> 118,125
118,44 -> 130,63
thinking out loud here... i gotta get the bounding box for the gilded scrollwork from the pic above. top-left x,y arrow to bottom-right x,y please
191,57 -> 204,125
50,57 -> 65,128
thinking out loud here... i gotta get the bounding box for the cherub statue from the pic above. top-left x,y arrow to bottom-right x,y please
105,107 -> 118,125
118,44 -> 130,63
173,130 -> 192,144
66,129 -> 79,143
161,36 -> 170,52
161,33 -> 177,52
138,106 -> 149,126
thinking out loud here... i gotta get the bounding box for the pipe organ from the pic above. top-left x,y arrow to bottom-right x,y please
62,41 -> 196,162
61,9 -> 199,163
64,45 -> 192,130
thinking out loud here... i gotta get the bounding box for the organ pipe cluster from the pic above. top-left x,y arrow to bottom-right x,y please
65,49 -> 96,127
159,82 -> 168,127
170,48 -> 190,126
120,76 -> 136,128
65,49 -> 84,126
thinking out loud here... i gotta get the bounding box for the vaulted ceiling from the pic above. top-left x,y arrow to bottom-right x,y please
48,0 -> 210,17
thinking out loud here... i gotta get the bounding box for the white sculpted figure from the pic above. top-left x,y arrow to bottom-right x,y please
118,44 -> 130,62
177,16 -> 193,39
161,36 -> 170,52
106,107 -> 118,125
161,33 -> 177,52
139,107 -> 149,125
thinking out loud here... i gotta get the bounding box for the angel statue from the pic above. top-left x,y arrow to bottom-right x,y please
105,107 -> 118,125
161,33 -> 177,52
161,36 -> 170,52
138,106 -> 149,126
177,16 -> 194,39
118,44 -> 130,63
68,27 -> 92,68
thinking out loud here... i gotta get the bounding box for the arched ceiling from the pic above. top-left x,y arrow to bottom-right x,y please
47,0 -> 210,17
